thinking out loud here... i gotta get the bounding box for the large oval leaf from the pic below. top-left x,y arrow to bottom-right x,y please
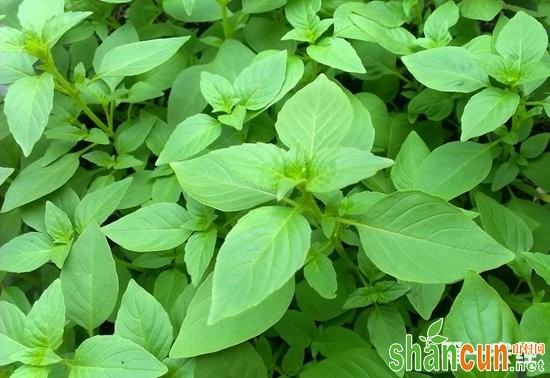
354,191 -> 515,283
171,275 -> 294,358
209,206 -> 310,323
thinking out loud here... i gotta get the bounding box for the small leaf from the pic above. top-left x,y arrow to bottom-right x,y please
199,71 -> 237,113
96,37 -> 189,78
61,223 -> 118,333
0,232 -> 54,273
115,280 -> 173,360
4,74 -> 54,156
70,335 -> 167,377
102,203 -> 192,252
45,202 -> 73,244
304,254 -> 337,299
184,228 -> 217,286
402,47 -> 489,93
460,88 -> 520,141
307,37 -> 365,73
426,317 -> 444,338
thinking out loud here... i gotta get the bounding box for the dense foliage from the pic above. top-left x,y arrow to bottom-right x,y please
1,0 -> 550,376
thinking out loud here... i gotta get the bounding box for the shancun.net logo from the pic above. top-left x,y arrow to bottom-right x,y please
388,319 -> 545,374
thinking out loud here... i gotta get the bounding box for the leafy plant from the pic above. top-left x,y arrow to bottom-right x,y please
1,0 -> 549,376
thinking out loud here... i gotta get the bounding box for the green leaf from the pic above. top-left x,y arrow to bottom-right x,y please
24,279 -> 64,350
520,303 -> 550,371
17,0 -> 63,32
368,306 -> 406,376
184,229 -> 217,286
4,74 -> 55,156
61,223 -> 118,333
354,191 -> 515,283
420,1 -> 459,47
460,88 -> 520,141
520,133 -> 550,159
74,177 -> 133,233
405,283 -> 445,320
157,114 -> 222,165
413,141 -> 493,200
193,342 -> 267,378
522,153 -> 550,192
275,74 -> 353,159
0,52 -> 35,84
460,0 -> 503,21
115,280 -> 173,360
234,50 -> 287,110
243,0 -> 286,14
426,317 -> 444,338
1,154 -> 80,213
402,47 -> 489,93
391,132 -> 430,191
171,148 -> 279,212
163,0 -> 223,22
301,348 -> 394,378
102,203 -> 192,252
0,300 -> 28,344
45,201 -> 73,244
307,37 -> 365,73
153,269 -> 188,312
209,206 -> 310,323
170,275 -> 294,357
70,335 -> 167,377
443,270 -> 518,378
96,37 -> 189,78
475,192 -> 533,253
521,252 -> 550,286
114,112 -> 156,154
306,146 -> 393,193
218,104 -> 247,130
274,310 -> 317,349
42,11 -> 92,47
0,333 -> 27,366
311,327 -> 370,359
495,11 -> 548,66
199,71 -> 237,113
0,232 -> 54,273
304,253 -> 337,299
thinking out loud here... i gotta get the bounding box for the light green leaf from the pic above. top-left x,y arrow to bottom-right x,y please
234,50 -> 287,110
70,335 -> 167,377
0,52 -> 35,84
156,114 -> 222,165
520,303 -> 550,371
368,306 -> 406,377
193,342 -> 267,377
405,283 -> 445,320
301,348 -> 394,378
495,11 -> 548,66
521,252 -> 550,286
402,47 -> 489,92
420,1 -> 459,47
10,365 -> 50,378
171,151 -> 278,212
0,301 -> 27,344
92,23 -> 140,73
24,279 -> 64,350
102,203 -> 192,252
1,154 -> 80,213
4,74 -> 55,156
311,327 -> 370,359
184,229 -> 217,286
0,333 -> 27,366
307,37 -> 365,73
0,232 -> 54,273
460,0 -> 503,21
153,269 -> 188,311
96,37 -> 189,78
304,254 -> 337,299
306,146 -> 393,193
413,141 -> 493,200
115,280 -> 173,360
443,270 -> 518,378
163,0 -> 223,22
391,132 -> 430,191
274,310 -> 316,349
460,88 -> 519,141
114,112 -> 156,154
218,104 -> 246,130
74,177 -> 133,233
200,71 -> 237,113
61,223 -> 119,333
475,192 -> 533,253
45,201 -> 73,244
243,0 -> 286,14
171,275 -> 294,357
17,0 -> 63,32
42,11 -> 92,47
275,74 -> 353,159
354,191 -> 515,283
209,206 -> 310,323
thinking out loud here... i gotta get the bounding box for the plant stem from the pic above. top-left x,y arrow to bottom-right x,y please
219,0 -> 232,39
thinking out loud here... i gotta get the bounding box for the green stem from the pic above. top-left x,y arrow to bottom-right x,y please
219,0 -> 232,39
113,257 -> 147,272
525,276 -> 539,303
